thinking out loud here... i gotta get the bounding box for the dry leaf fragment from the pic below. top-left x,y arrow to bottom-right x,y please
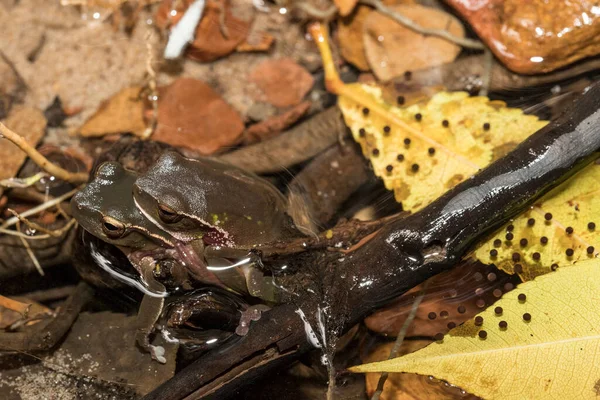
365,262 -> 519,337
473,162 -> 600,280
243,101 -> 311,144
353,260 -> 600,400
335,0 -> 359,17
152,78 -> 244,155
337,6 -> 373,71
249,58 -> 314,108
363,4 -> 465,81
363,341 -> 477,400
0,107 -> 46,197
236,31 -> 275,53
78,86 -> 146,137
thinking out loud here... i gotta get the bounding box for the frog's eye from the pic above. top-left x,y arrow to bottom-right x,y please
101,217 -> 126,239
158,203 -> 183,224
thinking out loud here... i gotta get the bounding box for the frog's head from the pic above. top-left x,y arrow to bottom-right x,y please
71,161 -> 174,250
133,151 -> 295,247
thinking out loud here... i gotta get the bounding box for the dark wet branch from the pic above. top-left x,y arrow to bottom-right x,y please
218,108 -> 346,174
146,83 -> 600,400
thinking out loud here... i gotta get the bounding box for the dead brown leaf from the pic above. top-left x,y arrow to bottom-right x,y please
0,107 -> 46,197
363,4 -> 465,81
364,262 -> 519,337
249,58 -> 314,108
337,5 -> 373,71
243,101 -> 311,144
363,340 -> 477,399
335,0 -> 359,16
236,31 -> 275,53
78,86 -> 146,138
152,78 -> 244,155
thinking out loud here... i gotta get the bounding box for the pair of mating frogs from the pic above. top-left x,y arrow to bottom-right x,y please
71,147 -> 306,362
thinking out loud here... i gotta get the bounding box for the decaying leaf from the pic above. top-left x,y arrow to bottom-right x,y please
335,0 -> 359,17
78,86 -> 146,137
363,4 -> 465,81
365,261 -> 519,338
352,260 -> 600,400
363,340 -> 478,399
337,6 -> 373,71
473,162 -> 600,280
310,23 -> 547,212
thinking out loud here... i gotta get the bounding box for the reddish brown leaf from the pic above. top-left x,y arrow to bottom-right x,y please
153,78 -> 244,155
249,58 -> 314,108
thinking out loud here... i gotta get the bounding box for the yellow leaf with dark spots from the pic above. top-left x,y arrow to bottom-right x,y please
309,23 -> 547,212
473,163 -> 600,280
351,260 -> 600,400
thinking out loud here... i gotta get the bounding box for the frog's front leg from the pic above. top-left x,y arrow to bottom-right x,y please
134,257 -> 168,363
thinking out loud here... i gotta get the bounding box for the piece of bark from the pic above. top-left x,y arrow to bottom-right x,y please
152,78 -> 244,155
243,101 -> 310,145
249,58 -> 314,108
446,0 -> 600,74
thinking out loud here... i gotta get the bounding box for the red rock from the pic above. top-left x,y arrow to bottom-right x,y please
446,0 -> 600,74
249,58 -> 314,108
152,78 -> 244,155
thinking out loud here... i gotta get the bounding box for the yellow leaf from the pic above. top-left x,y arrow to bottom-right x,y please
351,260 -> 600,399
473,163 -> 600,280
309,23 -> 547,212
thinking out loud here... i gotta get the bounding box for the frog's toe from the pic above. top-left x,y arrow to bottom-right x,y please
150,344 -> 167,364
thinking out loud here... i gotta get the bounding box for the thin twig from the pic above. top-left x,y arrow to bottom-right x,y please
6,209 -> 77,237
0,123 -> 89,184
359,0 -> 485,50
142,28 -> 158,140
294,2 -> 338,20
16,220 -> 44,276
370,281 -> 430,400
0,187 -> 80,229
0,172 -> 48,189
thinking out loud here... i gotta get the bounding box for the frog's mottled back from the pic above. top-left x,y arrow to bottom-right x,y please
133,151 -> 300,246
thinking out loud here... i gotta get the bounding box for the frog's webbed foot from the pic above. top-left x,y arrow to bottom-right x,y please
235,304 -> 271,336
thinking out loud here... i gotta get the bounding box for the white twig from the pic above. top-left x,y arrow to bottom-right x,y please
164,0 -> 206,59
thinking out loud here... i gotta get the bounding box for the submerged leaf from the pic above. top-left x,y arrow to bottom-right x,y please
473,162 -> 600,280
352,260 -> 600,400
309,23 -> 547,212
